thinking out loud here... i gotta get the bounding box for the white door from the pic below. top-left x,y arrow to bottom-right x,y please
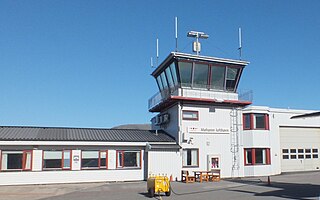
280,127 -> 320,172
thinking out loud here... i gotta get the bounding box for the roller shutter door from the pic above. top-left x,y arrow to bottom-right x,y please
280,127 -> 320,172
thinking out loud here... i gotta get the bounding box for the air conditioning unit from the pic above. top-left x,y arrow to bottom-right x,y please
162,113 -> 170,123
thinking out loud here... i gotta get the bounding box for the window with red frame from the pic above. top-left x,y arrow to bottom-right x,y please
117,150 -> 141,169
243,113 -> 269,130
43,150 -> 71,170
81,150 -> 107,169
182,110 -> 199,120
244,148 -> 271,165
1,150 -> 32,171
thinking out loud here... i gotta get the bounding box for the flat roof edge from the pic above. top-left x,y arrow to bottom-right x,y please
151,52 -> 249,76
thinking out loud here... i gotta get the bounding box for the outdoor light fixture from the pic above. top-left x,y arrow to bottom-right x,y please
187,31 -> 209,55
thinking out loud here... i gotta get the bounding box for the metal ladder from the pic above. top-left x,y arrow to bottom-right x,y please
230,107 -> 240,177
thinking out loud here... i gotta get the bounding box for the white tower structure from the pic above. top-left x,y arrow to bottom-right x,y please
148,41 -> 252,178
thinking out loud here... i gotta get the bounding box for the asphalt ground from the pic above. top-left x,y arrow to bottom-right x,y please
0,171 -> 319,200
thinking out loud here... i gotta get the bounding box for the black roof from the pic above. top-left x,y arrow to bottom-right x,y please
0,126 -> 175,143
290,111 -> 320,119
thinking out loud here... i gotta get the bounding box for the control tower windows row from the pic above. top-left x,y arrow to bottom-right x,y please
155,60 -> 243,93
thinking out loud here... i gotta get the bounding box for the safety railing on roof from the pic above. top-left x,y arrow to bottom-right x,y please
148,85 -> 253,110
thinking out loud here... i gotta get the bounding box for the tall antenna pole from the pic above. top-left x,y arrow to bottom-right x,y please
238,27 -> 242,60
150,57 -> 154,68
156,38 -> 159,66
175,17 -> 178,52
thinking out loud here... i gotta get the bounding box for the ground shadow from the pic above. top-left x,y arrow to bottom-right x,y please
226,179 -> 320,200
139,192 -> 150,198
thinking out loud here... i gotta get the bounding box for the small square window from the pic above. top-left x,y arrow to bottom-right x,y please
298,155 -> 304,159
305,149 -> 311,153
305,155 -> 311,159
183,149 -> 199,167
290,149 -> 296,153
298,149 -> 304,153
182,110 -> 199,120
282,149 -> 289,153
312,149 -> 318,153
313,154 -> 318,159
283,155 -> 289,159
290,155 -> 297,159
254,114 -> 266,129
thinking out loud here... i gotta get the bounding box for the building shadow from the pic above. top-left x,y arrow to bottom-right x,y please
225,179 -> 320,200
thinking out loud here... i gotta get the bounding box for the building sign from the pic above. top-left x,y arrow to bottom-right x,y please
73,155 -> 80,162
188,127 -> 229,134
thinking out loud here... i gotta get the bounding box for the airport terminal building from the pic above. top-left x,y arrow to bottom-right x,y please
0,52 -> 319,185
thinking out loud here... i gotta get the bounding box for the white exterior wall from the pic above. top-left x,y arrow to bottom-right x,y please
148,150 -> 181,181
242,106 -> 320,177
0,146 -> 146,186
156,104 -> 320,179
177,104 -> 237,178
0,169 -> 143,186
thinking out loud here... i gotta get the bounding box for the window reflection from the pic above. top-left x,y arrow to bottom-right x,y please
226,67 -> 239,91
165,67 -> 174,88
178,62 -> 192,87
160,72 -> 168,89
210,66 -> 225,90
170,63 -> 178,86
193,63 -> 208,88
156,61 -> 242,93
156,76 -> 164,91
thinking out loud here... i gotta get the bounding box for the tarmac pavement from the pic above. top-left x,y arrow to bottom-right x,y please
0,171 -> 319,200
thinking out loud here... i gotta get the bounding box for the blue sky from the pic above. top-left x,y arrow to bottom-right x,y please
0,0 -> 319,128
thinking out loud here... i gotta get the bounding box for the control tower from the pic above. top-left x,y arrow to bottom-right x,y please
149,52 -> 250,113
148,39 -> 252,177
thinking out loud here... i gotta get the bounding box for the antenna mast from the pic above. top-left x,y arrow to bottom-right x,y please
175,17 -> 178,52
238,27 -> 242,60
150,57 -> 154,68
156,38 -> 159,66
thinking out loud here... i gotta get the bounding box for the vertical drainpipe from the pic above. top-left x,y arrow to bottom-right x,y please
178,102 -> 183,145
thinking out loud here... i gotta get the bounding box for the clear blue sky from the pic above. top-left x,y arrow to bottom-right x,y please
0,0 -> 319,128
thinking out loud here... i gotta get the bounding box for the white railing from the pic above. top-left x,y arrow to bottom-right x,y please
148,86 -> 253,110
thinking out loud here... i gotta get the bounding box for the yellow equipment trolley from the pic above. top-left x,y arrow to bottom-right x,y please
147,175 -> 171,198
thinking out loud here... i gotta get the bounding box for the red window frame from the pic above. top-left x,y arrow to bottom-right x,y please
116,150 -> 142,169
98,150 -> 108,169
182,110 -> 199,121
243,113 -> 269,130
244,148 -> 271,166
80,150 -> 108,170
0,150 -> 33,171
42,150 -> 72,170
62,150 -> 72,170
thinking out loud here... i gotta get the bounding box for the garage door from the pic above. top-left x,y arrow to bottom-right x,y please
280,127 -> 320,172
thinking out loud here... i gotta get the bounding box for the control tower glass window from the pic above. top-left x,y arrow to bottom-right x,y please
193,63 -> 209,88
226,67 -> 239,91
165,67 -> 174,88
169,63 -> 178,86
178,62 -> 192,87
210,66 -> 225,90
156,76 -> 164,91
160,72 -> 169,90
